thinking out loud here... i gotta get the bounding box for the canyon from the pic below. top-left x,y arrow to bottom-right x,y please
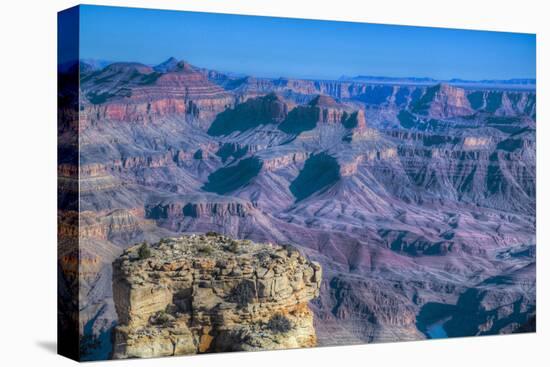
58,57 -> 536,359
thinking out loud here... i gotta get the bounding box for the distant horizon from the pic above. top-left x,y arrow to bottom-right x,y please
77,56 -> 536,85
76,5 -> 536,81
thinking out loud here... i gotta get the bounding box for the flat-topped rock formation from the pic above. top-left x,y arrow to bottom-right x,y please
279,94 -> 366,134
208,93 -> 288,136
204,72 -> 535,118
112,234 -> 322,358
412,83 -> 474,118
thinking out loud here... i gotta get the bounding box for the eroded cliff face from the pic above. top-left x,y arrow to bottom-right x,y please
278,94 -> 367,134
412,84 -> 473,118
80,61 -> 233,127
112,234 -> 322,359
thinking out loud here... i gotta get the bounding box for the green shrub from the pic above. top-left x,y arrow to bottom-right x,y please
150,310 -> 172,326
205,231 -> 219,237
229,280 -> 256,307
197,244 -> 214,255
138,243 -> 151,260
228,240 -> 240,253
282,243 -> 299,255
267,314 -> 292,334
257,251 -> 274,263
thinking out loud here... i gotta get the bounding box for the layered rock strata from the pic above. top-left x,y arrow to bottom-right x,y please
279,94 -> 366,134
73,57 -> 536,356
412,83 -> 473,118
80,61 -> 233,125
112,235 -> 322,358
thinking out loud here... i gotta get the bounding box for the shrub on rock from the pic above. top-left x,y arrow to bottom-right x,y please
267,314 -> 292,334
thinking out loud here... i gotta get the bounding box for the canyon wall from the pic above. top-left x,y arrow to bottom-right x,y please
66,57 -> 536,359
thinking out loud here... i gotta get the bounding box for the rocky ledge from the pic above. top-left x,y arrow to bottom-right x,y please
112,234 -> 322,359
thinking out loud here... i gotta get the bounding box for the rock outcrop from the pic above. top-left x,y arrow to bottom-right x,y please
112,235 -> 322,359
80,60 -> 233,125
278,94 -> 366,134
412,84 -> 473,118
207,93 -> 288,136
207,73 -> 535,117
444,262 -> 536,337
145,196 -> 256,220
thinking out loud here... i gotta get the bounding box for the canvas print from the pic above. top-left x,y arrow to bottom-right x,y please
57,5 -> 536,361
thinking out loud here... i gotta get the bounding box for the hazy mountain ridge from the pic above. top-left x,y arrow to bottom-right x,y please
339,75 -> 536,90
78,57 -> 536,89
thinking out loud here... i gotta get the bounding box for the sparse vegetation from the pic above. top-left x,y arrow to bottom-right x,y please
228,240 -> 240,253
229,280 -> 256,307
150,310 -> 173,326
257,250 -> 273,264
138,243 -> 151,260
282,243 -> 299,255
267,314 -> 292,334
158,238 -> 169,245
197,243 -> 214,255
205,231 -> 219,237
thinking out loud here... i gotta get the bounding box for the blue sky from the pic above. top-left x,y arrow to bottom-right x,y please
78,5 -> 536,80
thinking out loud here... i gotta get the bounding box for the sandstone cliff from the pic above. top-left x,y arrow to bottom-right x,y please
80,61 -> 233,126
112,234 -> 322,358
412,84 -> 473,118
279,94 -> 366,134
207,93 -> 288,136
